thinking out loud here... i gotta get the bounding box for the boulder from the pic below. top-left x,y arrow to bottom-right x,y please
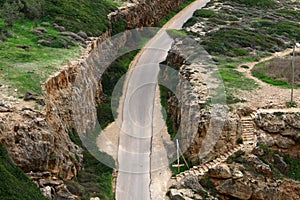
40,186 -> 52,199
275,135 -> 295,149
247,155 -> 272,177
77,31 -> 88,39
56,187 -> 77,200
24,91 -> 36,101
55,26 -> 66,32
41,22 -> 50,26
59,32 -> 85,44
216,179 -> 252,199
169,189 -> 185,200
273,154 -> 287,173
177,175 -> 206,193
38,39 -> 52,46
232,169 -> 243,179
209,164 -> 232,179
169,188 -> 196,200
252,186 -> 279,200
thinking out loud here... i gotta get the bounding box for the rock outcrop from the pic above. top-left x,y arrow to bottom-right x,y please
0,104 -> 82,180
254,110 -> 300,156
109,0 -> 186,29
162,38 -> 242,164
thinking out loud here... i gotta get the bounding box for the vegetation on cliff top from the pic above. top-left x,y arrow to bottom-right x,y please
0,18 -> 81,94
0,142 -> 48,200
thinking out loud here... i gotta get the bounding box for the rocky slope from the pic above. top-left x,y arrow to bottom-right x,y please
254,110 -> 300,156
0,0 -> 198,199
161,37 -> 243,164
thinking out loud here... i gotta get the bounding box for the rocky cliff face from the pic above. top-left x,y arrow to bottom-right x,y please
0,104 -> 82,180
0,0 -> 191,197
254,111 -> 300,156
44,0 -> 190,138
109,0 -> 185,29
162,38 -> 242,164
169,148 -> 300,200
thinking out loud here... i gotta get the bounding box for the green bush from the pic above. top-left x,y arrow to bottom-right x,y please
283,155 -> 300,180
67,129 -> 114,200
269,21 -> 300,41
277,9 -> 300,20
194,9 -> 215,18
183,16 -> 198,27
98,50 -> 139,128
230,0 -> 277,7
201,28 -> 280,57
111,19 -> 127,36
286,101 -> 297,108
0,142 -> 48,200
236,137 -> 243,144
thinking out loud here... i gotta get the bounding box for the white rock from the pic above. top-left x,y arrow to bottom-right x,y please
40,186 -> 52,199
233,169 -> 244,179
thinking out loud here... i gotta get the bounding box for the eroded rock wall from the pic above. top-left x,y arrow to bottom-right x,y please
42,0 -> 189,177
109,0 -> 185,28
254,111 -> 300,156
163,38 -> 242,164
0,105 -> 82,180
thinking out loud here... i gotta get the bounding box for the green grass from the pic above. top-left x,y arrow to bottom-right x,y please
227,0 -> 277,7
277,9 -> 300,20
251,62 -> 292,88
269,21 -> 300,41
0,142 -> 48,200
43,0 -> 119,35
0,18 -> 81,94
219,68 -> 258,91
200,28 -> 281,57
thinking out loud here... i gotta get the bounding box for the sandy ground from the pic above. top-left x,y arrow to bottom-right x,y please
235,47 -> 300,109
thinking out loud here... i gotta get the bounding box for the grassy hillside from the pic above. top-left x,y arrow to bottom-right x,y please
0,18 -> 81,94
0,0 -> 119,35
0,142 -> 48,200
43,0 -> 119,36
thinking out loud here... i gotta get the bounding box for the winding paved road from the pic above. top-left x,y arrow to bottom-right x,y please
115,0 -> 210,199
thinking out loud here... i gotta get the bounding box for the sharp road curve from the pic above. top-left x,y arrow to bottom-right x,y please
116,0 -> 210,199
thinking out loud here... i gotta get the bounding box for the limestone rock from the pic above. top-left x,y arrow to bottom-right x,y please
209,164 -> 232,179
216,179 -> 252,199
56,187 -> 77,200
176,175 -> 205,193
77,31 -> 88,39
232,169 -> 243,179
252,186 -> 279,200
247,155 -> 272,177
0,108 -> 82,180
40,186 -> 52,199
273,154 -> 287,173
274,135 -> 295,149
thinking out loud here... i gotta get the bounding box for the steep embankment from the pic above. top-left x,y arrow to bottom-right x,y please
0,0 -> 199,199
161,0 -> 300,199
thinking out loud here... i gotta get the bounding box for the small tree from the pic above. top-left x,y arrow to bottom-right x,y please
0,0 -> 24,27
24,0 -> 44,27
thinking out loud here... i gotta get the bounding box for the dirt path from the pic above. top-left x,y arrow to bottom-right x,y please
234,47 -> 300,109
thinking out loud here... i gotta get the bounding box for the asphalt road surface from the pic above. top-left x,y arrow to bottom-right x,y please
116,0 -> 210,199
